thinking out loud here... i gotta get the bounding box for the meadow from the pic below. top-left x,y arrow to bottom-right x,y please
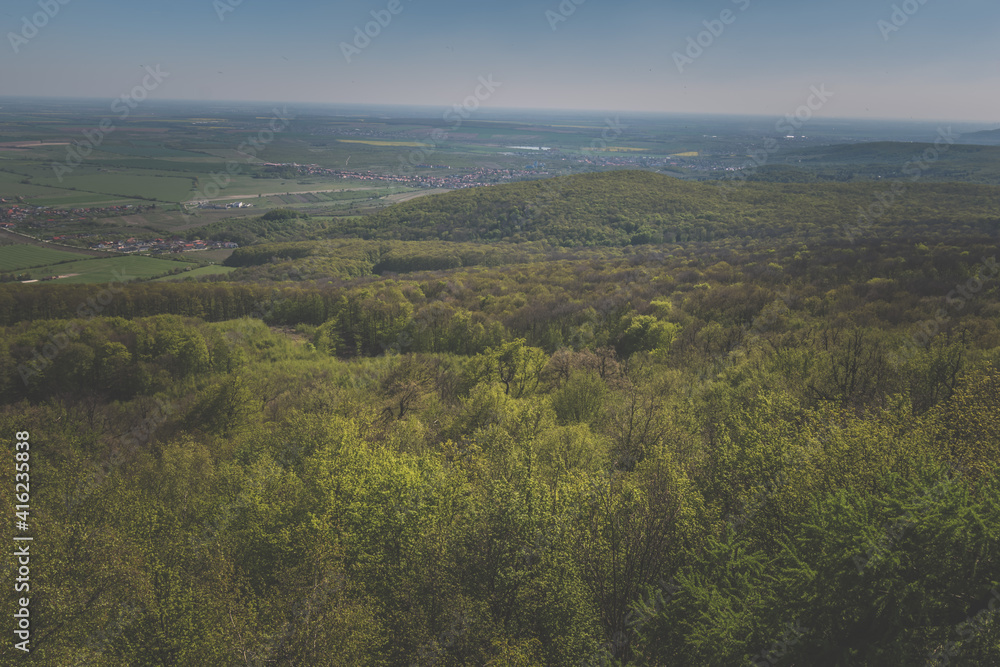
22,255 -> 194,283
151,264 -> 237,281
0,244 -> 83,271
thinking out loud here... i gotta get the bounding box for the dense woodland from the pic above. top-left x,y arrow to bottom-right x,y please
2,171 -> 1000,665
746,142 -> 1000,184
189,172 -> 1000,249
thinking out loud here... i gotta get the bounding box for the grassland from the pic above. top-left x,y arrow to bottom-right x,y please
3,104 -> 997,254
24,255 -> 193,283
583,146 -> 651,152
150,265 -> 237,281
0,107 -> 817,217
336,139 -> 429,147
0,245 -> 83,271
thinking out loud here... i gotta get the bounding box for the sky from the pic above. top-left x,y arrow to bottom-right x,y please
2,0 -> 999,123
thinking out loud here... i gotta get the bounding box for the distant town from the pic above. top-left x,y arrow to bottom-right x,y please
0,202 -> 237,255
89,237 -> 239,253
0,202 -> 158,227
257,163 -> 557,189
192,201 -> 254,210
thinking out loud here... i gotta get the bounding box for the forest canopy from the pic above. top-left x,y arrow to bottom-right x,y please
3,170 -> 1000,665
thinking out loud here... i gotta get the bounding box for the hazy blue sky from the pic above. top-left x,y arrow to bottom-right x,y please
3,0 -> 998,122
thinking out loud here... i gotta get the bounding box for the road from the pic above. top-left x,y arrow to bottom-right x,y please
0,228 -> 108,257
188,186 -> 394,203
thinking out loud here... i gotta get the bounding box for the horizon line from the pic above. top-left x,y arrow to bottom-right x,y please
0,95 -> 997,128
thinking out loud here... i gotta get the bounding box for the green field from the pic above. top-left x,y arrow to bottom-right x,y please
151,264 -> 237,281
32,172 -> 195,202
25,255 -> 191,283
0,164 -> 173,207
0,245 -> 83,271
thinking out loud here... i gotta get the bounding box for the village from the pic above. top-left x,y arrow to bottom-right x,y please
89,237 -> 239,254
0,202 -> 158,227
0,202 -> 236,255
258,163 -> 554,189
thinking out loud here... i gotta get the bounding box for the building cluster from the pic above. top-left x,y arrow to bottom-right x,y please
89,237 -> 238,253
1,205 -> 46,225
0,204 -> 156,226
194,201 -> 253,210
261,163 -> 553,189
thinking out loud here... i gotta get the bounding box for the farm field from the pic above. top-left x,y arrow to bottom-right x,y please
0,245 -> 83,271
151,264 -> 237,281
31,171 -> 195,203
185,248 -> 235,263
3,96 -> 1000,666
23,255 -> 193,283
9,103 -> 924,224
337,139 -> 429,147
3,0 -> 1000,659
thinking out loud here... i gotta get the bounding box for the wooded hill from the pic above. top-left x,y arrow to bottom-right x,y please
315,170 -> 999,246
3,169 -> 1000,665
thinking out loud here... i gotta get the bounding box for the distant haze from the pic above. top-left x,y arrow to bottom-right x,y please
3,0 -> 998,123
